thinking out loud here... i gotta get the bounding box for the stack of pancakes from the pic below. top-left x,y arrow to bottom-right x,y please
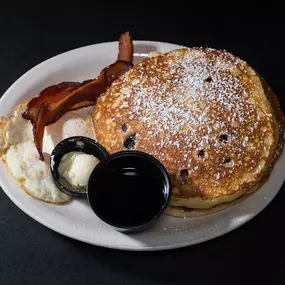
92,47 -> 285,217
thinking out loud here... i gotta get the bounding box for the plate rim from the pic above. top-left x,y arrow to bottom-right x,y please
0,40 -> 284,251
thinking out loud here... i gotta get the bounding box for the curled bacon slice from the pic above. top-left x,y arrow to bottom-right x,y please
23,82 -> 82,123
118,31 -> 133,62
22,32 -> 133,160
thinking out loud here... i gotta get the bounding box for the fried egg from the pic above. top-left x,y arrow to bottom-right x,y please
0,101 -> 96,204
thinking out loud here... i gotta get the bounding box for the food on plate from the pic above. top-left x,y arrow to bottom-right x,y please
87,151 -> 171,233
0,32 -> 284,218
49,136 -> 108,197
93,47 -> 285,216
118,31 -> 134,62
22,32 -> 133,160
58,151 -> 100,191
0,32 -> 133,204
0,102 -> 96,203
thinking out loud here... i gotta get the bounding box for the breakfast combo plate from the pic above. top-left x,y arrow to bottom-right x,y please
0,32 -> 285,251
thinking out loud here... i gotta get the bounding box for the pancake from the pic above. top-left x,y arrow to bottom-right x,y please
165,167 -> 270,217
93,47 -> 284,216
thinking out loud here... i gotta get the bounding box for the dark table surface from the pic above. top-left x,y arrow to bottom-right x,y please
0,5 -> 284,285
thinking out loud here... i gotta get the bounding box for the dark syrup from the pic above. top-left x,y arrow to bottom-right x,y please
88,155 -> 167,227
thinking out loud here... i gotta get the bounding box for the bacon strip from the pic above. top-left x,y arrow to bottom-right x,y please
22,32 -> 134,160
23,82 -> 81,122
118,31 -> 133,62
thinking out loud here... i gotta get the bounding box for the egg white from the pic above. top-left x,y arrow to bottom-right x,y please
0,101 -> 96,204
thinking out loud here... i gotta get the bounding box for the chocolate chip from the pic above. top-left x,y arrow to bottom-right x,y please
205,76 -> 212,83
219,134 -> 229,144
124,133 -> 136,149
180,169 -> 189,185
121,123 -> 128,133
197,149 -> 205,158
224,157 -> 231,164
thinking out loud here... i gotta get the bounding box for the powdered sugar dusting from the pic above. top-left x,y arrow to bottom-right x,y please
95,47 -> 276,197
117,48 -> 259,167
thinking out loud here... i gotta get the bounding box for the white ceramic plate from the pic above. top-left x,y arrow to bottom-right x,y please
0,40 -> 285,251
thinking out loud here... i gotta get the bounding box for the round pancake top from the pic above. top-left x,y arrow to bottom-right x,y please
93,48 -> 278,200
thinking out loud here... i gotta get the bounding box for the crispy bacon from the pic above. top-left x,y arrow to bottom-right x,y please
23,82 -> 82,123
118,31 -> 133,62
22,32 -> 134,160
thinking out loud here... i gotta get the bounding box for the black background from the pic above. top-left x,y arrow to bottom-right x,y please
0,4 -> 284,285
